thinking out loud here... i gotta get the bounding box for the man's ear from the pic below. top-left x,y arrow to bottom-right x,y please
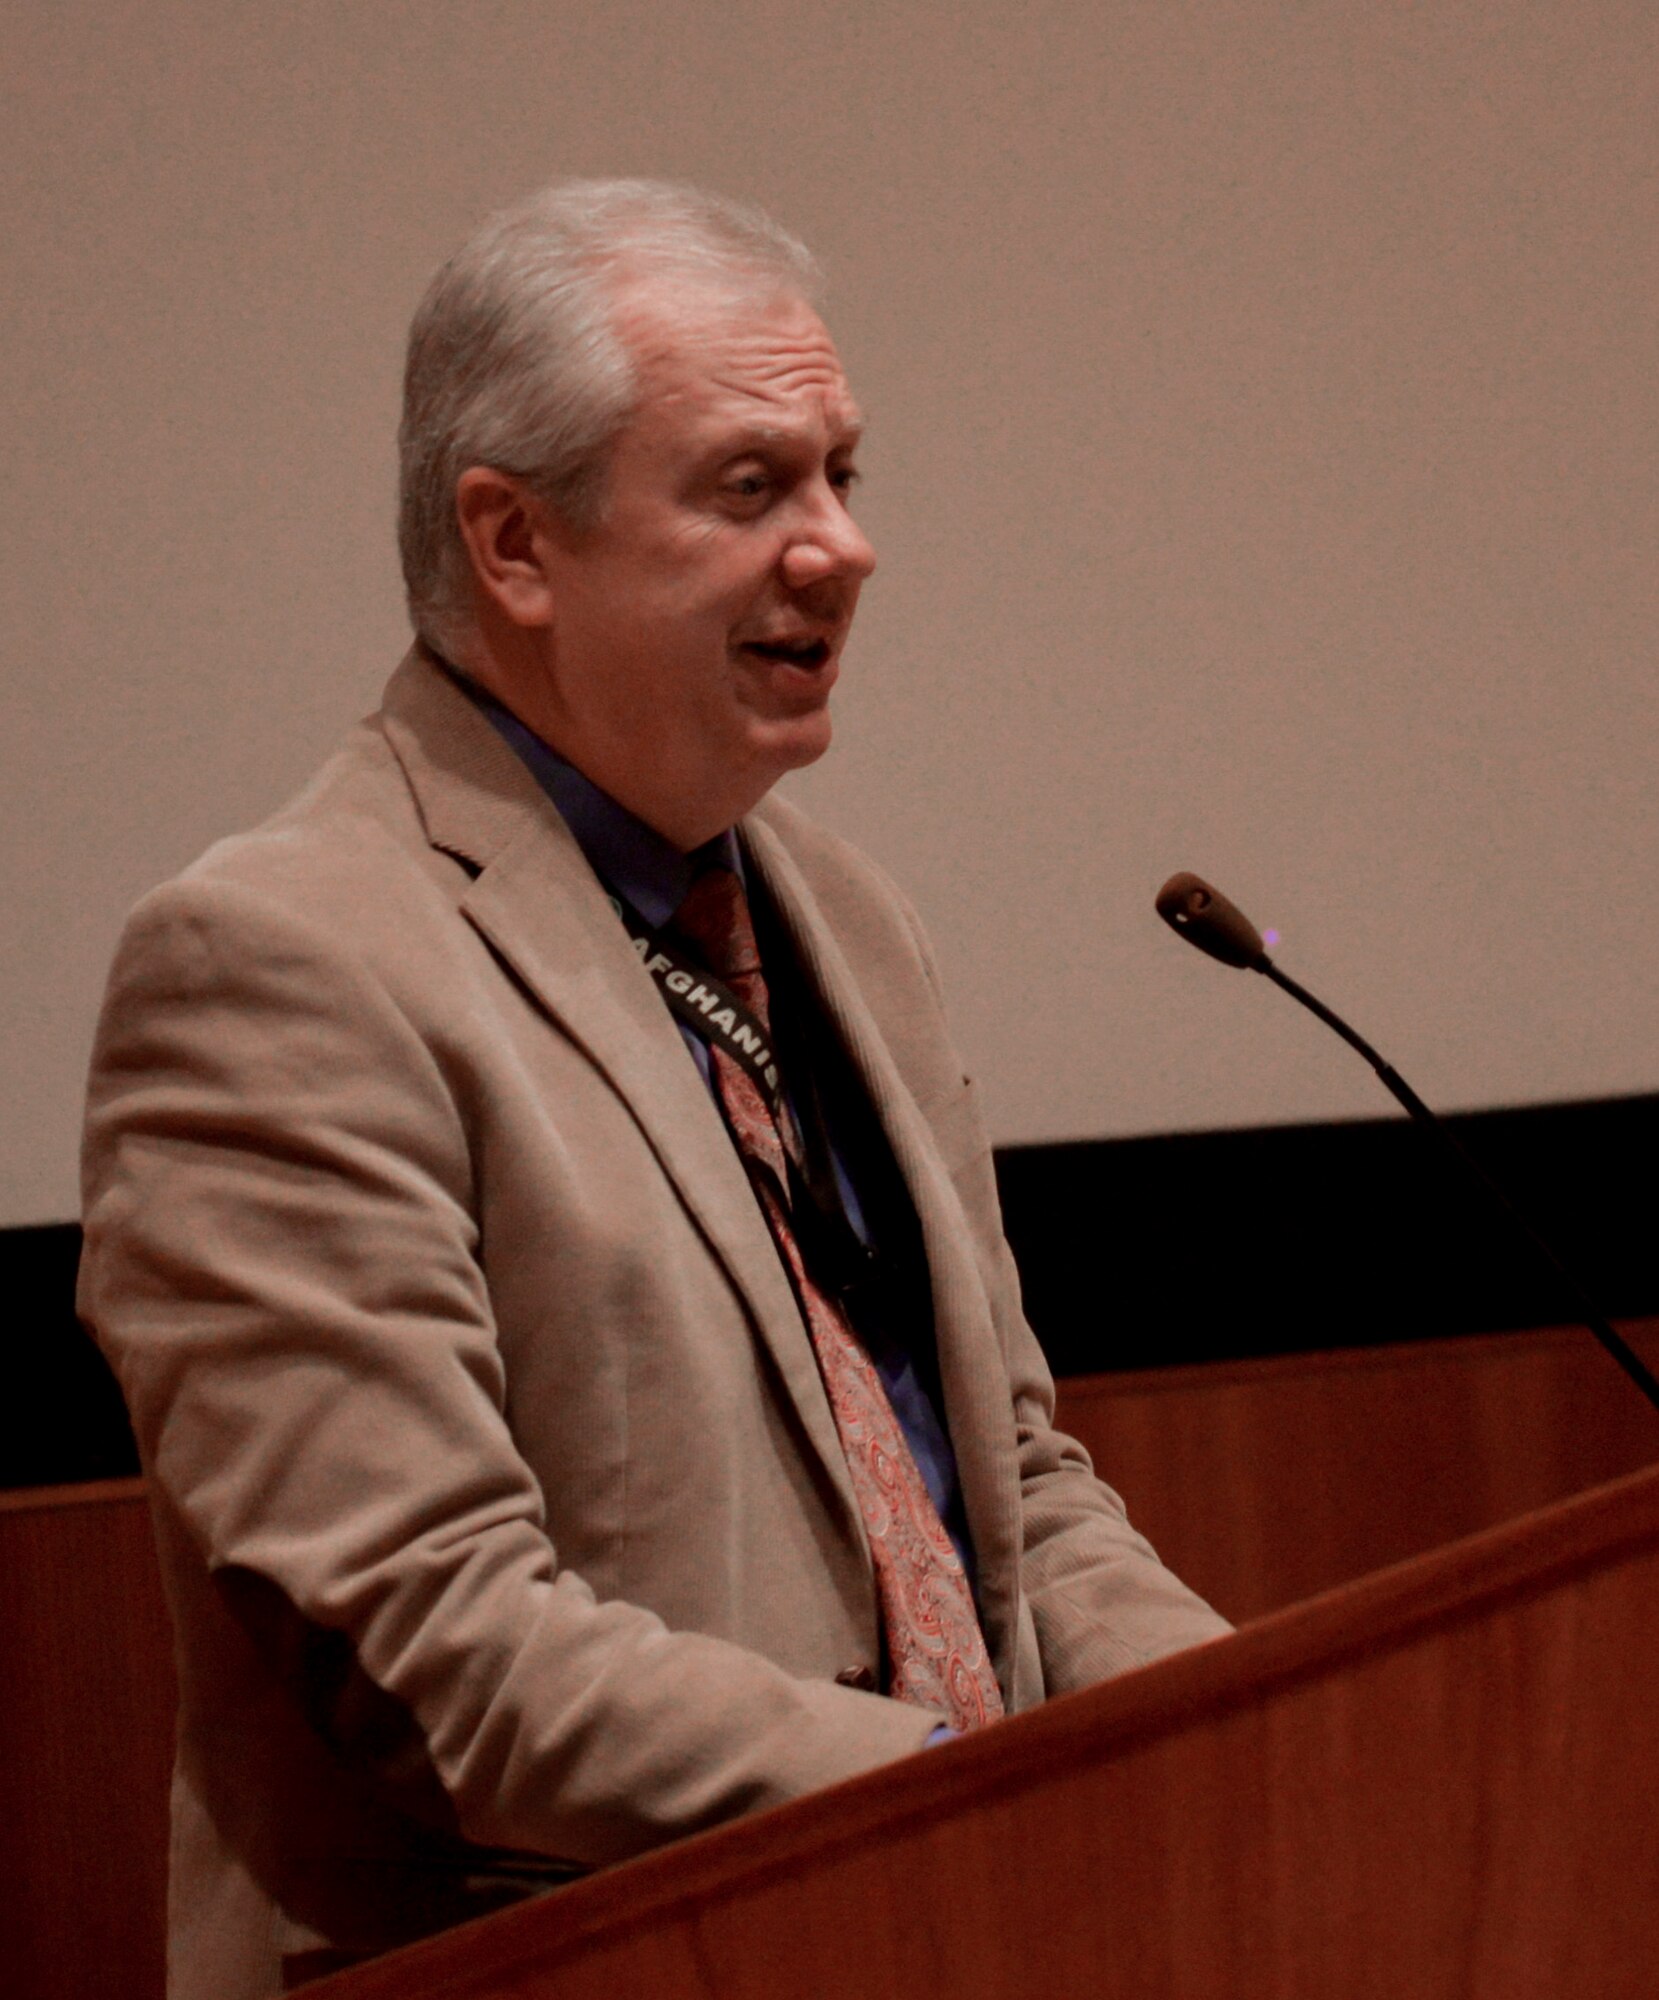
454,467 -> 559,629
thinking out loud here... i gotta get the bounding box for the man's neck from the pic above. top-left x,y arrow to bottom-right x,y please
443,660 -> 742,927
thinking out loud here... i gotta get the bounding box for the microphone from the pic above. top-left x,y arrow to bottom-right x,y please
1155,871 -> 1659,1414
1155,873 -> 1271,971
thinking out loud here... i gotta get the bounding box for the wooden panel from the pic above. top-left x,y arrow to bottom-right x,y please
307,1463 -> 1659,1999
0,1480 -> 174,2000
1055,1319 -> 1659,1622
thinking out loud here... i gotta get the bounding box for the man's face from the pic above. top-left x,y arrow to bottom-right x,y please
526,276 -> 876,847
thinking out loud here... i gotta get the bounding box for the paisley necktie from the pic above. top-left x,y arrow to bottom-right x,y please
671,865 -> 1003,1732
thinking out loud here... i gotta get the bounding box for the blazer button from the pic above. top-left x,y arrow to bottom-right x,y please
834,1665 -> 877,1692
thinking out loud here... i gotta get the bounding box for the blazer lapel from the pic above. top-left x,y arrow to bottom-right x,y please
376,653 -> 863,1536
742,818 -> 1027,1693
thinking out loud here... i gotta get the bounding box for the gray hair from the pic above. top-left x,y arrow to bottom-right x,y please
397,178 -> 824,659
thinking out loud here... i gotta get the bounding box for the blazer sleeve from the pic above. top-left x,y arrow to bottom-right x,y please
79,873 -> 938,1870
964,1119 -> 1234,1691
881,878 -> 1234,1691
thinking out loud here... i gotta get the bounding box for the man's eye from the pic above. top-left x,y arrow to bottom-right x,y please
724,473 -> 770,500
830,464 -> 862,496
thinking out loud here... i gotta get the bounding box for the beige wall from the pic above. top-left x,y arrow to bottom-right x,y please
4,0 -> 1655,1223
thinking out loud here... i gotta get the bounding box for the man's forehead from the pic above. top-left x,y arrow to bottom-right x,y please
614,276 -> 863,436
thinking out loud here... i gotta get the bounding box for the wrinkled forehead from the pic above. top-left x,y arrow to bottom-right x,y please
610,271 -> 864,439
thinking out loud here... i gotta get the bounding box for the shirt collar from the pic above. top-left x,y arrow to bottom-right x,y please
454,671 -> 741,930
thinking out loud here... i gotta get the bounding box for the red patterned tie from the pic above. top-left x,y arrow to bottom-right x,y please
672,866 -> 1003,1733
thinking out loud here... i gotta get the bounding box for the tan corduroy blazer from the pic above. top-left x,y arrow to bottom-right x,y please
79,651 -> 1228,1998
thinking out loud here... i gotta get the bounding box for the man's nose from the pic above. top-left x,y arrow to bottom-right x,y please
780,489 -> 877,591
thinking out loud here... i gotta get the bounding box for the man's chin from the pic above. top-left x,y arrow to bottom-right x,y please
751,703 -> 834,779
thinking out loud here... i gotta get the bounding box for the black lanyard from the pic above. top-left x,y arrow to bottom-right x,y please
610,885 -> 879,1303
608,891 -> 786,1117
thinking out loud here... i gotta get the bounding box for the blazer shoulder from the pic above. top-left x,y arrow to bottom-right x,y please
126,704 -> 487,973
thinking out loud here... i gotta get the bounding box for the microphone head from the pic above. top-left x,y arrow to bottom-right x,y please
1155,872 -> 1270,971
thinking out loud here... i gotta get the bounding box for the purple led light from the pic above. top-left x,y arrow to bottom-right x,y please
1262,928 -> 1280,949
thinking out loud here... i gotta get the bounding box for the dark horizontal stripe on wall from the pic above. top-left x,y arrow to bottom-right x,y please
995,1092 -> 1659,1378
5,1093 -> 1656,1489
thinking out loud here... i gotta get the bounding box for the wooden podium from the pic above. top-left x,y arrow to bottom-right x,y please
7,1327 -> 1658,2000
304,1458 -> 1659,2000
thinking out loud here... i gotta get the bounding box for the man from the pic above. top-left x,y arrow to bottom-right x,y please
80,180 -> 1227,1998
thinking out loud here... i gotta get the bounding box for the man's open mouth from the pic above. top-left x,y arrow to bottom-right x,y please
741,637 -> 832,669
